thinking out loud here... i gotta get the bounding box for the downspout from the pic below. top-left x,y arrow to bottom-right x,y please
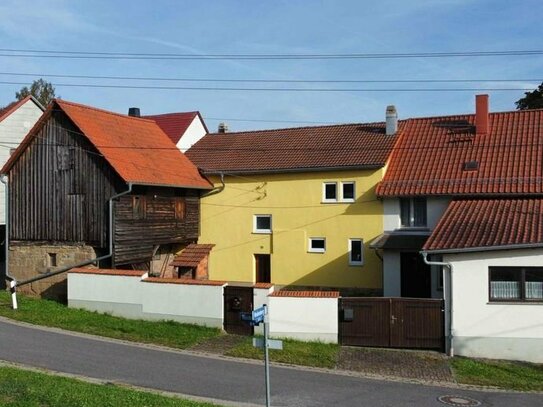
422,251 -> 453,356
8,183 -> 133,309
201,172 -> 225,197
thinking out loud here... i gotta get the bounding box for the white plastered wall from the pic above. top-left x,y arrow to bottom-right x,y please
0,99 -> 43,224
176,116 -> 207,152
268,296 -> 338,343
444,249 -> 543,363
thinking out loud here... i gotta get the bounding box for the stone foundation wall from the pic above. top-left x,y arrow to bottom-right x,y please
8,243 -> 97,302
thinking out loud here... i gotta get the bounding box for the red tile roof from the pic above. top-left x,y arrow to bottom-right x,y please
423,199 -> 543,252
170,244 -> 215,267
143,277 -> 226,286
186,123 -> 401,173
143,112 -> 207,145
269,290 -> 340,298
377,109 -> 543,196
68,267 -> 146,277
2,99 -> 212,189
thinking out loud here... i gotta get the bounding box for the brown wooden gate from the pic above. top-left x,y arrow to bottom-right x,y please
224,286 -> 254,335
339,298 -> 444,350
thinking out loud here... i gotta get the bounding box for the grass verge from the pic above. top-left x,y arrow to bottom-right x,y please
0,291 -> 220,350
451,357 -> 543,391
225,336 -> 339,369
0,365 -> 219,406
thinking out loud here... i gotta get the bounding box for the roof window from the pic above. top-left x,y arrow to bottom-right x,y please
462,160 -> 479,171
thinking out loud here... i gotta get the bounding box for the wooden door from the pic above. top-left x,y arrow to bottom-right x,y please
224,286 -> 254,335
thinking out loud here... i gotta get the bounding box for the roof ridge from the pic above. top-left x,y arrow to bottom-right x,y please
205,120 -> 391,136
407,107 -> 543,122
143,111 -> 199,118
55,99 -> 156,123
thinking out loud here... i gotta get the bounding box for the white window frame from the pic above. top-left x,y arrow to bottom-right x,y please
253,214 -> 272,234
322,182 -> 338,202
308,237 -> 326,253
341,181 -> 355,202
348,238 -> 364,266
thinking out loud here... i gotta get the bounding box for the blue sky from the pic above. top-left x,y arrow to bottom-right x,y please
0,0 -> 542,131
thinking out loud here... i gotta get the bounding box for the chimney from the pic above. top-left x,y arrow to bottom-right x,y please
385,105 -> 398,136
128,107 -> 141,117
217,122 -> 228,133
475,94 -> 489,135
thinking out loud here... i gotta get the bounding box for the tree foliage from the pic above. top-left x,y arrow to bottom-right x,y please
515,82 -> 543,110
15,78 -> 56,107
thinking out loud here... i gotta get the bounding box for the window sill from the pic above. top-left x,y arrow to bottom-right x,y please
308,250 -> 325,254
487,301 -> 543,305
321,200 -> 354,204
253,231 -> 272,235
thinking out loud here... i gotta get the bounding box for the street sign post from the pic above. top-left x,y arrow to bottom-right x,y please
240,304 -> 280,407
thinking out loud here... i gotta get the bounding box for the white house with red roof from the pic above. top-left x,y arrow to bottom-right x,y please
0,96 -> 44,224
141,111 -> 208,152
374,95 -> 543,362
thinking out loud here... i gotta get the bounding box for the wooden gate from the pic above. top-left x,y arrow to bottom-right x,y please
224,286 -> 254,335
339,298 -> 444,350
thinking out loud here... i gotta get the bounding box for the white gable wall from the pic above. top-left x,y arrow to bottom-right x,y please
444,249 -> 543,363
0,100 -> 43,224
176,116 -> 207,152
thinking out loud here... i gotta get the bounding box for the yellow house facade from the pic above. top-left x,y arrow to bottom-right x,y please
186,122 -> 400,293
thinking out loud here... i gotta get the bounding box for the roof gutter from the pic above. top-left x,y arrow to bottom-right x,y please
424,242 -> 543,255
421,251 -> 453,356
6,182 -> 133,309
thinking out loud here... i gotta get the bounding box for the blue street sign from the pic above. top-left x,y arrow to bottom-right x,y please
252,306 -> 266,324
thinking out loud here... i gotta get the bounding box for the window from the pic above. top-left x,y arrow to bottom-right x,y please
323,182 -> 337,202
308,237 -> 326,253
341,182 -> 355,202
323,181 -> 356,202
489,267 -> 543,302
174,198 -> 185,221
349,239 -> 363,266
400,197 -> 427,227
132,196 -> 147,220
253,215 -> 272,234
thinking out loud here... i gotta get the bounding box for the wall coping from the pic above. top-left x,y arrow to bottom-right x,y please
143,277 -> 227,286
254,283 -> 274,289
269,290 -> 340,298
68,268 -> 146,277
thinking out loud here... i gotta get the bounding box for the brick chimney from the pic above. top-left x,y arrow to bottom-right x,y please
128,107 -> 141,117
475,94 -> 489,135
217,122 -> 228,133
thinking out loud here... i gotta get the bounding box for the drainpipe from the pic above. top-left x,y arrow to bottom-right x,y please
201,172 -> 225,197
422,251 -> 453,356
7,183 -> 133,309
1,175 -> 17,309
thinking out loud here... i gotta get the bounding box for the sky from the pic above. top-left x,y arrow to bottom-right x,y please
0,0 -> 542,132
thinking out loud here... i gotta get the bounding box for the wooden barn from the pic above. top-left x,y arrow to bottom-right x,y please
1,99 -> 212,299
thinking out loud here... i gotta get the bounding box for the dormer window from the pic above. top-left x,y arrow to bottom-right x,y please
400,198 -> 427,228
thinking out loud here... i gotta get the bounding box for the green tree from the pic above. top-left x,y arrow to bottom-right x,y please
15,78 -> 56,107
516,82 -> 543,110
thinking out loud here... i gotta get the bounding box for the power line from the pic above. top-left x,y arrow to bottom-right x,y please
1,71 -> 540,84
0,81 -> 532,92
0,48 -> 542,60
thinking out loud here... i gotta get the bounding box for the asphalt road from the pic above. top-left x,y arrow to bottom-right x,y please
0,318 -> 540,407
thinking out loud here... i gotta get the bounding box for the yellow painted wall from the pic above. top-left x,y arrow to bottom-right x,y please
199,169 -> 385,289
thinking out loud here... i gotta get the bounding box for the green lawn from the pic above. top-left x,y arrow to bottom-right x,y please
225,336 -> 339,369
451,357 -> 543,391
0,365 -> 219,406
0,291 -> 221,350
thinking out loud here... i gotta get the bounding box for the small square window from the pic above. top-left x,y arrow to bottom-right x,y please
349,239 -> 363,266
341,182 -> 355,202
254,215 -> 272,234
309,237 -> 326,253
323,183 -> 337,202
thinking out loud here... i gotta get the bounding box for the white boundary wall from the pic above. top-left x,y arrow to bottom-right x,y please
268,295 -> 338,343
68,271 -> 225,328
444,249 -> 543,363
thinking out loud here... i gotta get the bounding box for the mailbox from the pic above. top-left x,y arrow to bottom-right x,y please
342,308 -> 354,322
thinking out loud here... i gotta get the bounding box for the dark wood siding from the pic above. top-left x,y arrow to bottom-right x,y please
113,189 -> 200,265
8,111 -> 123,246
